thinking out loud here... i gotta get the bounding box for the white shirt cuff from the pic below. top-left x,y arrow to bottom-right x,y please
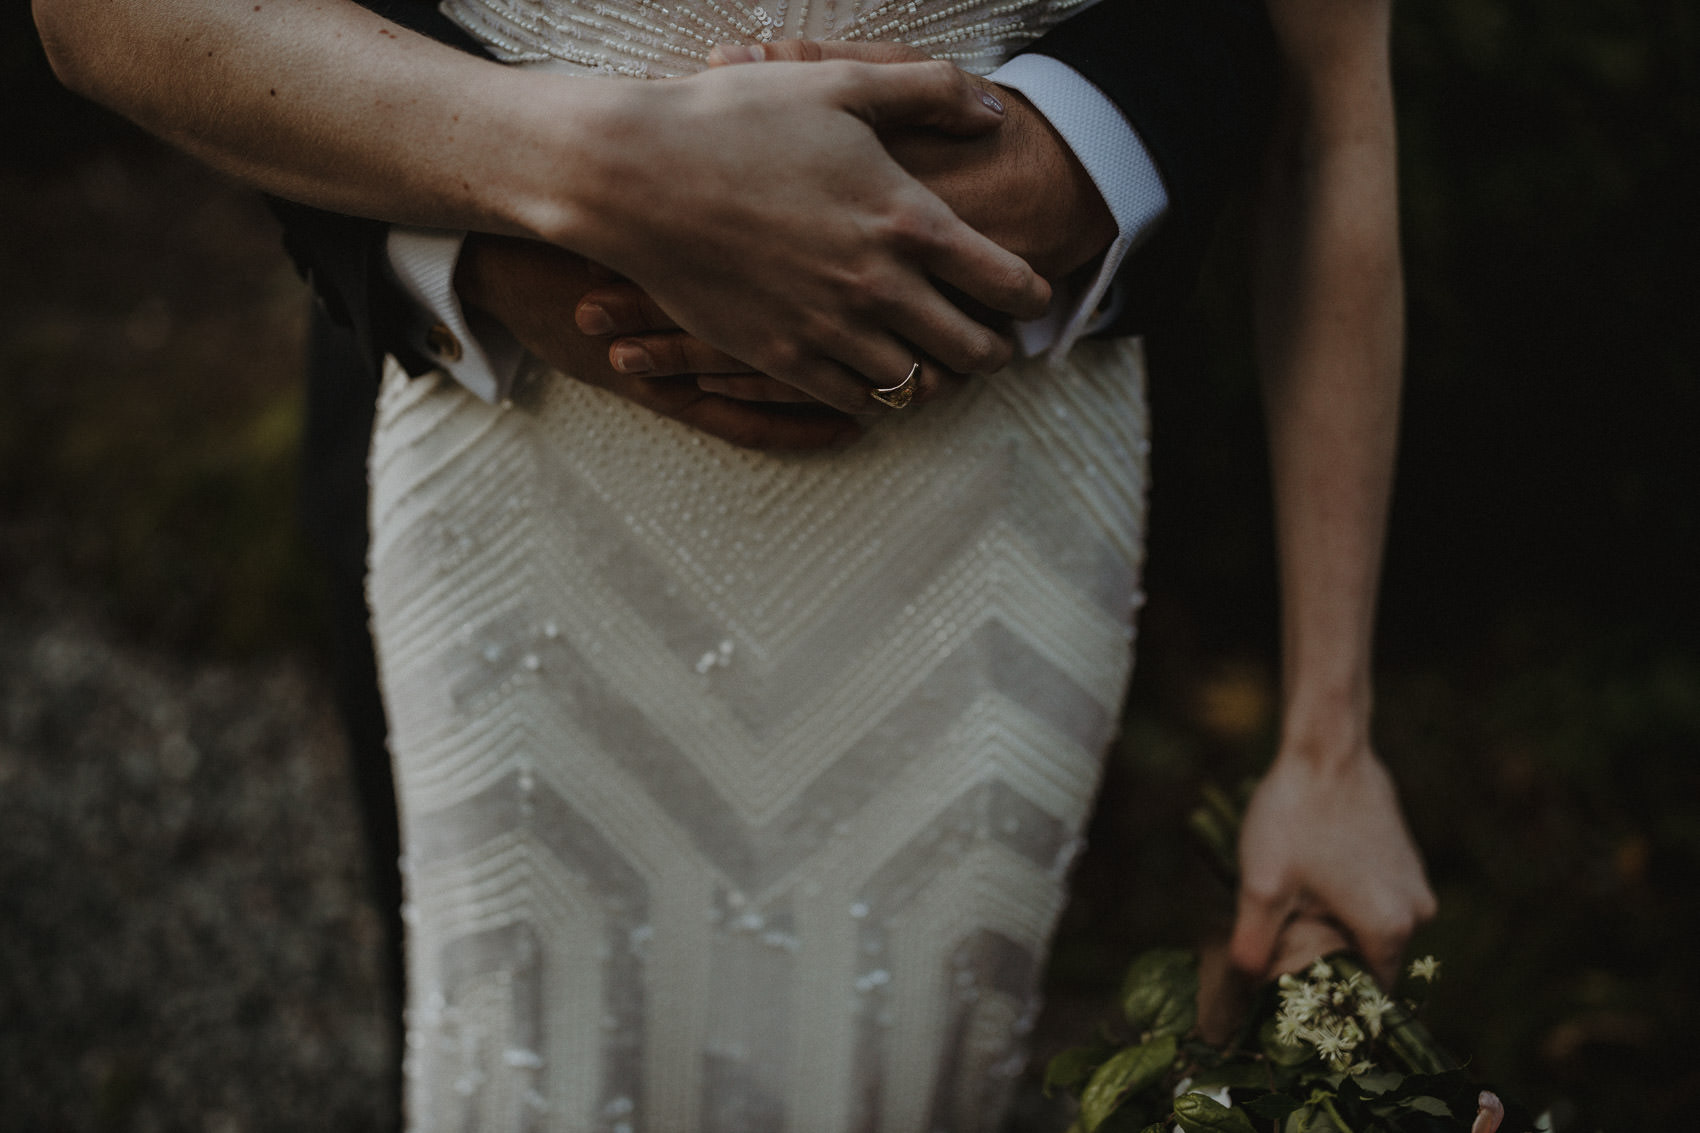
385,226 -> 526,403
989,53 -> 1169,356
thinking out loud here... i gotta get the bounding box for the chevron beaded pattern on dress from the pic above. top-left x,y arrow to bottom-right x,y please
369,335 -> 1149,1132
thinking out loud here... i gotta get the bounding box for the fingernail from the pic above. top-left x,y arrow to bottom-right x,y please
713,43 -> 763,64
575,303 -> 614,335
610,343 -> 652,374
978,89 -> 1004,114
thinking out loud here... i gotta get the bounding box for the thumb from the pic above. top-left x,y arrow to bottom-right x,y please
1228,886 -> 1290,980
837,59 -> 1007,138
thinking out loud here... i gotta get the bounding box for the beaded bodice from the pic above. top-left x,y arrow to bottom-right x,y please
441,0 -> 1099,77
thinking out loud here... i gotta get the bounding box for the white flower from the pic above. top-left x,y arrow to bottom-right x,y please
1308,957 -> 1335,982
1339,1017 -> 1365,1048
1355,989 -> 1393,1037
1278,979 -> 1325,1022
1408,955 -> 1441,982
1310,1025 -> 1353,1067
1301,1014 -> 1363,1068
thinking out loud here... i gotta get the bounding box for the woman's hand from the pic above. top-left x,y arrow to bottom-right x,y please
710,40 -> 1116,282
559,58 -> 1050,414
1229,742 -> 1436,987
562,37 -> 1121,412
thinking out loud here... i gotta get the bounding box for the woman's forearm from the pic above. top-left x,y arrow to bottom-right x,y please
1230,2 -> 1434,984
1254,0 -> 1403,758
32,0 -> 621,239
34,0 -> 1042,410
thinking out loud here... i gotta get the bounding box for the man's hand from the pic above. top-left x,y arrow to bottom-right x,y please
455,235 -> 861,450
571,278 -> 970,412
1228,743 -> 1436,988
715,40 -> 1116,283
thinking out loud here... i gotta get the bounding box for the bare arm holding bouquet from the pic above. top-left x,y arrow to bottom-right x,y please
1229,0 -> 1436,989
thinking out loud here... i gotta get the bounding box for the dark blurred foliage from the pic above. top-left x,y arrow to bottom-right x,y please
1,3 -> 320,654
2,0 -> 1697,1129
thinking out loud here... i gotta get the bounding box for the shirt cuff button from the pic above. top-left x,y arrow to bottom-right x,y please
426,322 -> 464,363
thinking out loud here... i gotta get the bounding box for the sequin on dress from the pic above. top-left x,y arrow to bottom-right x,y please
367,3 -> 1148,1130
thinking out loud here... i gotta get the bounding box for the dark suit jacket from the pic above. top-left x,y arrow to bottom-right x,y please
273,0 -> 1276,379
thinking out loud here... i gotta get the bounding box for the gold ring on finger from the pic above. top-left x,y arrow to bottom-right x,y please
870,361 -> 922,410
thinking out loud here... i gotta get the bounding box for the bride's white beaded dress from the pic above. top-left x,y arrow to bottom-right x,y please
366,2 -> 1150,1130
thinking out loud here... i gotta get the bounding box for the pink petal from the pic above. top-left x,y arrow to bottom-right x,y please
1470,1090 -> 1506,1133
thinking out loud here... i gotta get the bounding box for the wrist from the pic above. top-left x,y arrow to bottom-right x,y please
998,85 -> 1115,279
1275,680 -> 1374,771
456,70 -> 633,248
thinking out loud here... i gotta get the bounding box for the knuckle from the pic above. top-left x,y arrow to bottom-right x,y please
877,202 -> 940,255
856,273 -> 906,319
920,57 -> 960,91
810,314 -> 863,362
761,337 -> 803,377
1370,908 -> 1416,944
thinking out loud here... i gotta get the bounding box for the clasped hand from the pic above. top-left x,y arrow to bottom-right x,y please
456,40 -> 1115,450
1231,742 -> 1437,988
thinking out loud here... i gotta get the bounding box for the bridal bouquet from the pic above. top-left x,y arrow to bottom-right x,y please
1045,789 -> 1545,1133
1044,947 -> 1540,1133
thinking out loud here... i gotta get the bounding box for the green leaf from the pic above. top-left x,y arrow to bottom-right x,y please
1283,1104 -> 1345,1133
1188,1062 -> 1268,1092
1119,949 -> 1199,1039
1046,1045 -> 1109,1097
1398,1094 -> 1452,1117
1349,1069 -> 1403,1096
1187,783 -> 1243,882
1244,1093 -> 1303,1120
1173,1091 -> 1258,1133
1078,1037 -> 1178,1133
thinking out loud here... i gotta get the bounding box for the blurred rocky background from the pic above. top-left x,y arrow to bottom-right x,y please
3,2 -> 1696,1130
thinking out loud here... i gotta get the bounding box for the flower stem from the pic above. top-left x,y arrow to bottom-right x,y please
1320,1096 -> 1356,1133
